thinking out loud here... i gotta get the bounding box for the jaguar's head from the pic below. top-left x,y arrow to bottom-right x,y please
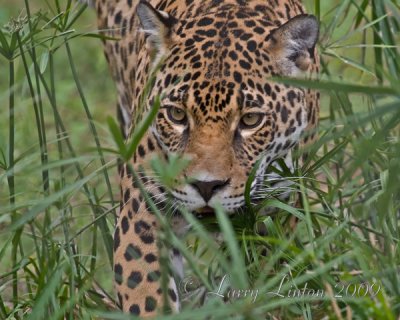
136,1 -> 319,214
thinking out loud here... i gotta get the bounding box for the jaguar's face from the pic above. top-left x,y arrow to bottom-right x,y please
137,2 -> 319,212
152,82 -> 307,213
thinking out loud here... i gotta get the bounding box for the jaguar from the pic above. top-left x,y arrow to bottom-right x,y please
89,0 -> 319,316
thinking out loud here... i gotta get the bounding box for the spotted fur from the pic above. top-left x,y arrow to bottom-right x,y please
93,0 -> 319,316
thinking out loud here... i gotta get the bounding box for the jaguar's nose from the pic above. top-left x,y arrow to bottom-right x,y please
190,179 -> 230,203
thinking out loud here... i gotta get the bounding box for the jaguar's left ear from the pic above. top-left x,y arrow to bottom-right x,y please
267,14 -> 319,76
136,0 -> 177,56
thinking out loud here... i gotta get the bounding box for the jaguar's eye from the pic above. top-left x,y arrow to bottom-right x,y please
240,113 -> 264,129
166,106 -> 187,125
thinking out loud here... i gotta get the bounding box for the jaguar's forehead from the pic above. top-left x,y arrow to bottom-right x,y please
156,8 -> 284,105
171,8 -> 276,71
177,3 -> 277,29
166,86 -> 269,109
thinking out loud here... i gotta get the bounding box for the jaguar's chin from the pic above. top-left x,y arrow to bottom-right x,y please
193,206 -> 216,219
192,202 -> 251,220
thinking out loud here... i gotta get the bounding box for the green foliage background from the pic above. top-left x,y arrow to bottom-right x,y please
0,0 -> 399,319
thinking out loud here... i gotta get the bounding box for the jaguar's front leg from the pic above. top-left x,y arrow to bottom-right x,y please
114,161 -> 180,316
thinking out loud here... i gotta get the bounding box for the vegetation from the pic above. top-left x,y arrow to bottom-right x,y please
0,0 -> 399,319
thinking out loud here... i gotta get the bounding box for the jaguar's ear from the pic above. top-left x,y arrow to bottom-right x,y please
136,0 -> 177,56
267,14 -> 319,76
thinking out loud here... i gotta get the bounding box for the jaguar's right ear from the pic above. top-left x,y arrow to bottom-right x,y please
136,0 -> 177,56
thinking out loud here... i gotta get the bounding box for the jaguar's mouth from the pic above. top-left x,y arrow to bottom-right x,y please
193,206 -> 216,219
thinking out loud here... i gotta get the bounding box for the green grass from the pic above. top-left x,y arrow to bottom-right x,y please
0,0 -> 399,319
